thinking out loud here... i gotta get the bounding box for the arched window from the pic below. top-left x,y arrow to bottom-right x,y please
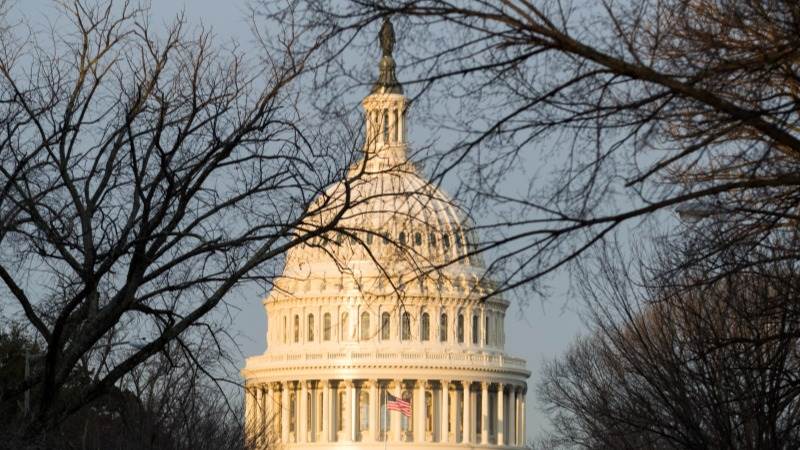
439,314 -> 448,342
360,311 -> 371,341
472,315 -> 479,344
429,232 -> 437,247
399,231 -> 406,245
457,314 -> 464,343
420,312 -> 430,341
341,312 -> 349,341
308,314 -> 315,342
401,312 -> 411,341
442,234 -> 450,249
414,232 -> 422,246
381,312 -> 391,340
323,313 -> 332,341
293,315 -> 300,343
367,233 -> 374,245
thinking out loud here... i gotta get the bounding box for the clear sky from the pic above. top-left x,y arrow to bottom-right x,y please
14,0 -> 587,441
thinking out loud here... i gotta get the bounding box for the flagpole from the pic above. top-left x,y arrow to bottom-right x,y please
383,387 -> 388,450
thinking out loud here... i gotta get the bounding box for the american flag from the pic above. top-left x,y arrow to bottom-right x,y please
386,393 -> 412,417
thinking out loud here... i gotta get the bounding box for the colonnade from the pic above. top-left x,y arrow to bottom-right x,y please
245,378 -> 526,447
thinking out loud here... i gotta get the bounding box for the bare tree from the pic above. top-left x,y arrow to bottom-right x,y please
0,0 -> 357,438
289,0 -> 800,297
0,314 -> 260,449
537,235 -> 800,450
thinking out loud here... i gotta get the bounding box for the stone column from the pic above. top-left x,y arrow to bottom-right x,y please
440,380 -> 449,444
462,381 -> 471,444
520,390 -> 526,447
244,387 -> 254,445
378,108 -> 385,145
299,381 -> 308,443
508,386 -> 516,446
369,380 -> 379,442
464,305 -> 472,345
497,383 -> 505,446
320,380 -> 329,443
256,386 -> 263,443
449,305 -> 457,344
397,107 -> 404,143
263,384 -> 272,444
392,380 -> 402,442
479,306 -> 486,348
281,383 -> 289,443
318,305 -> 323,343
414,379 -> 426,442
481,382 -> 489,444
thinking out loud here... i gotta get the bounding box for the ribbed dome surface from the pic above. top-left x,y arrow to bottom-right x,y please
284,151 -> 482,285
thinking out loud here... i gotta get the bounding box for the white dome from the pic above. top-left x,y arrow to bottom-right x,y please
284,152 -> 483,288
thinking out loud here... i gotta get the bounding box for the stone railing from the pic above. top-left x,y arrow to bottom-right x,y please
248,349 -> 527,371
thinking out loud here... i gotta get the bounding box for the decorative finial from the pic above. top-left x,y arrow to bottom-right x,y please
372,16 -> 403,95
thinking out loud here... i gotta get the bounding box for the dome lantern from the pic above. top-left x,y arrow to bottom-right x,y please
363,17 -> 407,168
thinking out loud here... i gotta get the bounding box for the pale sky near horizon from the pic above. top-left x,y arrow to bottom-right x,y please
12,0 -> 588,441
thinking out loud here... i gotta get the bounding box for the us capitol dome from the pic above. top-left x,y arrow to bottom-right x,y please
242,17 -> 530,449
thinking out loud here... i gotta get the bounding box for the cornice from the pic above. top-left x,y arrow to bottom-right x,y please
265,292 -> 511,309
242,349 -> 530,381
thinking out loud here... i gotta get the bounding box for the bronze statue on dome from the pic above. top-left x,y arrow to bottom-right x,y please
379,17 -> 395,57
372,16 -> 402,94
